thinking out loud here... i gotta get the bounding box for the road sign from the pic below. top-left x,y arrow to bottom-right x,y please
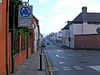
18,5 -> 33,27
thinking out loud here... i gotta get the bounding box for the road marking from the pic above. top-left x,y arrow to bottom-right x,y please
56,55 -> 60,57
57,49 -> 63,52
59,62 -> 64,64
73,66 -> 83,70
89,65 -> 100,72
62,67 -> 72,71
55,54 -> 65,59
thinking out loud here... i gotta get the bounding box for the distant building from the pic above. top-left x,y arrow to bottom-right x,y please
62,6 -> 100,49
56,31 -> 63,46
62,21 -> 71,47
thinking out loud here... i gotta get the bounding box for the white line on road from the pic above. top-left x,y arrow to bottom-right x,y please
62,67 -> 72,71
59,61 -> 64,64
55,54 -> 65,59
89,65 -> 100,72
73,66 -> 83,70
55,54 -> 60,57
57,49 -> 64,52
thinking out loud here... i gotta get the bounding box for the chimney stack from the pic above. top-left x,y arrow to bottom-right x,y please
82,6 -> 87,23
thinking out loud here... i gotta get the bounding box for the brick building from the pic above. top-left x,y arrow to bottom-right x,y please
0,0 -> 8,75
0,0 -> 41,75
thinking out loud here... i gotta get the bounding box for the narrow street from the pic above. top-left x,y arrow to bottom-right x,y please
44,43 -> 100,75
1,0 -> 100,75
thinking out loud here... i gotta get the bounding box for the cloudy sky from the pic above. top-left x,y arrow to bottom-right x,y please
26,0 -> 100,36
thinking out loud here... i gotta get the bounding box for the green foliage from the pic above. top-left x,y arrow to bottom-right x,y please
10,0 -> 32,38
10,0 -> 32,51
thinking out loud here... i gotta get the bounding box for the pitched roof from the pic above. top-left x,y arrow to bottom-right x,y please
62,11 -> 100,30
73,13 -> 100,24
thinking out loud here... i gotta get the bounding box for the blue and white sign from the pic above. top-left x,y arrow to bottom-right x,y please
20,7 -> 31,17
18,5 -> 33,27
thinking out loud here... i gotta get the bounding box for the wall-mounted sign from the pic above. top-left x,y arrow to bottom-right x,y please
96,27 -> 100,34
18,5 -> 33,27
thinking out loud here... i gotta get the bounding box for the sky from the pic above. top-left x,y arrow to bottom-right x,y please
24,0 -> 100,36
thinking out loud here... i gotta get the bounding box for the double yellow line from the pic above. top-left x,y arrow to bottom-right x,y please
45,55 -> 55,75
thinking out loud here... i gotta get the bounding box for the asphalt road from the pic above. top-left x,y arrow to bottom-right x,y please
44,44 -> 100,75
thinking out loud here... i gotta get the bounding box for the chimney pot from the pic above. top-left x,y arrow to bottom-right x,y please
82,6 -> 87,22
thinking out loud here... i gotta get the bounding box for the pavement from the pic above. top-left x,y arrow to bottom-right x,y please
11,49 -> 49,75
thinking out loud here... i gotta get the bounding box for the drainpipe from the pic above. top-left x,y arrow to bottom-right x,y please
6,0 -> 9,74
11,5 -> 15,73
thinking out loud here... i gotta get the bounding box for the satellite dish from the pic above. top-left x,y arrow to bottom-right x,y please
96,27 -> 100,34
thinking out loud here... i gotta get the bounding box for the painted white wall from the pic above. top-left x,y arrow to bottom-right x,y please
65,30 -> 70,47
70,23 -> 100,48
52,33 -> 57,44
62,22 -> 100,48
62,29 -> 67,46
83,24 -> 100,34
74,23 -> 100,35
69,24 -> 74,48
57,31 -> 63,46
57,31 -> 63,40
74,24 -> 83,35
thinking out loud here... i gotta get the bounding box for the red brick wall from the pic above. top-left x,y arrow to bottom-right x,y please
75,34 -> 100,49
0,0 -> 7,75
8,32 -> 12,72
0,3 -> 2,30
30,30 -> 34,54
14,33 -> 32,70
14,34 -> 27,70
0,0 -> 35,74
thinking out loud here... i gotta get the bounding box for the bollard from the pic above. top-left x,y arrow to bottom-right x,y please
39,53 -> 43,71
39,47 -> 43,71
39,44 -> 45,71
